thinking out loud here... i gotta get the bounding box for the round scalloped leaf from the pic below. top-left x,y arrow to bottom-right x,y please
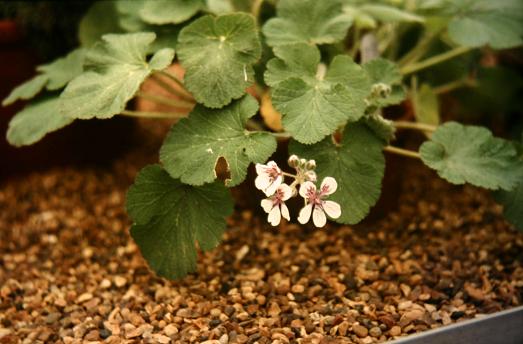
177,13 -> 261,108
265,43 -> 370,144
447,0 -> 523,49
290,122 -> 386,224
3,49 -> 85,106
420,122 -> 523,190
6,95 -> 74,147
140,0 -> 203,24
126,165 -> 233,279
60,33 -> 174,120
262,0 -> 353,47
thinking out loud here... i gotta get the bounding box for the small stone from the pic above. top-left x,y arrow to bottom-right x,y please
153,334 -> 171,344
77,292 -> 93,303
100,279 -> 112,289
369,327 -> 382,337
390,326 -> 401,336
400,309 -> 425,325
84,330 -> 100,341
114,276 -> 127,288
0,328 -> 12,338
164,324 -> 178,336
338,321 -> 349,336
268,302 -> 281,317
352,324 -> 368,337
291,284 -> 305,293
398,301 -> 413,310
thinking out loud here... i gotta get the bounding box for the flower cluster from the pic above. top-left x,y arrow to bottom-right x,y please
255,155 -> 341,227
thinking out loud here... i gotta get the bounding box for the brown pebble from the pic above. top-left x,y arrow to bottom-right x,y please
352,324 -> 368,337
390,326 -> 402,336
369,326 -> 382,337
163,324 -> 178,336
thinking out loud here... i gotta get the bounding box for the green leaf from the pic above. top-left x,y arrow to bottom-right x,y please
265,43 -> 369,144
140,0 -> 203,24
262,0 -> 353,47
206,0 -> 235,14
363,58 -> 405,107
447,0 -> 523,49
290,121 -> 386,224
115,0 -> 181,51
79,1 -> 123,47
177,13 -> 261,108
126,165 -> 233,279
160,96 -> 277,186
413,83 -> 440,126
420,122 -> 523,190
60,33 -> 174,120
343,3 -> 424,29
6,95 -> 74,147
495,138 -> 523,231
3,49 -> 85,106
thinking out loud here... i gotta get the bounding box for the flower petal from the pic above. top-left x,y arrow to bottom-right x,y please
255,175 -> 270,191
255,163 -> 267,176
268,205 -> 281,226
280,203 -> 290,221
260,199 -> 273,213
299,181 -> 316,198
323,200 -> 341,219
297,204 -> 313,224
320,177 -> 337,195
279,184 -> 293,201
267,161 -> 280,171
265,174 -> 283,196
312,207 -> 327,227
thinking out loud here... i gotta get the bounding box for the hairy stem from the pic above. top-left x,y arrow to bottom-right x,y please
136,91 -> 194,109
393,121 -> 437,132
401,46 -> 473,75
349,27 -> 361,58
384,145 -> 421,159
433,78 -> 476,95
157,70 -> 194,99
120,110 -> 187,119
398,28 -> 442,66
251,0 -> 263,20
150,74 -> 195,102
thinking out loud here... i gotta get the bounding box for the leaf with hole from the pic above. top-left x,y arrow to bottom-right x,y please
160,95 -> 277,186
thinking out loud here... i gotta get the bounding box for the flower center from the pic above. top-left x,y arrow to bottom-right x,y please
265,167 -> 280,181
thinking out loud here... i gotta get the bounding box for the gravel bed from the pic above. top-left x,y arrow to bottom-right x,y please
1,132 -> 522,344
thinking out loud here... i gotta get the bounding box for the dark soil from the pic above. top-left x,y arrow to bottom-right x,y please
0,120 -> 522,344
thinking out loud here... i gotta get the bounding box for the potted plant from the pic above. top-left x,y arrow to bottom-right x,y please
2,0 -> 522,342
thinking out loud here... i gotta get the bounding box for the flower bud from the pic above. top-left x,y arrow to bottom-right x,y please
299,158 -> 307,167
306,159 -> 316,170
305,171 -> 317,182
288,154 -> 299,168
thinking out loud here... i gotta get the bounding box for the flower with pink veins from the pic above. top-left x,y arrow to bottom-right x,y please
255,161 -> 283,196
260,184 -> 292,226
298,177 -> 341,227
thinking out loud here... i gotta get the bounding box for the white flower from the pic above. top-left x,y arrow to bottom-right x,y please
297,177 -> 341,227
261,184 -> 292,226
255,161 -> 283,196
